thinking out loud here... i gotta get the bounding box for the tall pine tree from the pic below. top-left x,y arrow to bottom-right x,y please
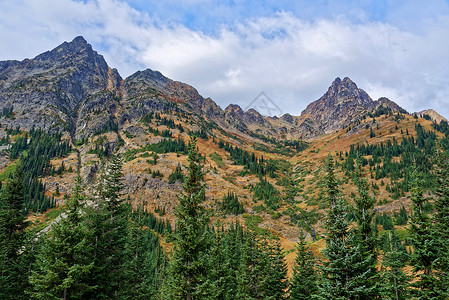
29,175 -> 95,299
379,230 -> 410,300
0,163 -> 28,299
431,151 -> 449,297
289,233 -> 318,299
123,204 -> 168,299
408,167 -> 442,298
87,154 -> 130,299
316,155 -> 373,300
165,136 -> 211,299
351,159 -> 379,297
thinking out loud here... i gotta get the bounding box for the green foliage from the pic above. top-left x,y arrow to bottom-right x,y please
252,177 -> 281,210
393,206 -> 409,225
342,123 -> 438,199
237,233 -> 288,299
317,155 -> 377,299
87,136 -> 111,158
431,151 -> 449,295
218,140 -> 278,176
29,176 -> 95,299
379,231 -> 411,300
148,126 -> 173,138
123,205 -> 168,299
188,128 -> 208,140
86,154 -> 130,299
209,152 -> 225,168
375,213 -> 394,230
0,164 -> 28,299
8,127 -> 72,213
0,106 -> 14,119
290,233 -> 318,299
165,137 -> 212,299
408,168 -> 443,298
220,190 -> 244,215
250,132 -> 308,156
124,137 -> 188,161
168,164 -> 184,184
151,169 -> 163,179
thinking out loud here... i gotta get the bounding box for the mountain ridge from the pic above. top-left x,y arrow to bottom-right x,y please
0,36 -> 443,142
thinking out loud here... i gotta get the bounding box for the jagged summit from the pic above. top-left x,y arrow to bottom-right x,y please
34,36 -> 92,61
298,77 -> 374,136
0,37 -> 443,143
324,77 -> 372,106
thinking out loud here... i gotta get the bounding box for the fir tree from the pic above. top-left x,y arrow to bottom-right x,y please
431,151 -> 449,297
316,155 -> 372,299
290,233 -> 318,299
379,231 -> 410,300
0,163 -> 28,299
123,204 -> 167,299
165,136 -> 211,299
263,236 -> 288,299
87,154 -> 130,299
408,167 -> 442,298
29,175 -> 95,299
324,155 -> 339,207
351,160 -> 379,297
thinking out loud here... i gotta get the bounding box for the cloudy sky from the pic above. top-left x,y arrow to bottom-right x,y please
1,0 -> 449,118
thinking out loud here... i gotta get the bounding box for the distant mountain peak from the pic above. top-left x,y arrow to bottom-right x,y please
416,109 -> 447,123
298,76 -> 373,136
34,36 -> 95,62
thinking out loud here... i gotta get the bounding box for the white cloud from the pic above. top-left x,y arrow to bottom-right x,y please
0,0 -> 449,119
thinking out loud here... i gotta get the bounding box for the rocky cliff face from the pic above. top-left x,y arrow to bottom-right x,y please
0,36 -> 122,140
300,77 -> 373,135
0,37 -> 429,144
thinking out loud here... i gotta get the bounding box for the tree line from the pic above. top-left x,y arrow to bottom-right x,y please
1,135 -> 449,298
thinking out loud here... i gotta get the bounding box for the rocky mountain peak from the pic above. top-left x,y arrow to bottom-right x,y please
323,76 -> 372,106
224,104 -> 244,114
416,109 -> 447,123
297,76 -> 374,137
34,36 -> 97,63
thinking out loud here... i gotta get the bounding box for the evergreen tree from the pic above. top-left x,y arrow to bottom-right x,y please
123,204 -> 168,299
29,175 -> 95,299
262,236 -> 288,299
237,231 -> 269,299
431,151 -> 449,296
324,155 -> 339,207
351,160 -> 379,297
216,222 -> 245,300
290,233 -> 318,299
87,154 -> 130,299
165,136 -> 211,299
0,163 -> 28,299
408,168 -> 442,298
379,231 -> 410,300
316,155 -> 372,299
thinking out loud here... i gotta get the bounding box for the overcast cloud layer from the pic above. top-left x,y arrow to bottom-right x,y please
0,0 -> 449,118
